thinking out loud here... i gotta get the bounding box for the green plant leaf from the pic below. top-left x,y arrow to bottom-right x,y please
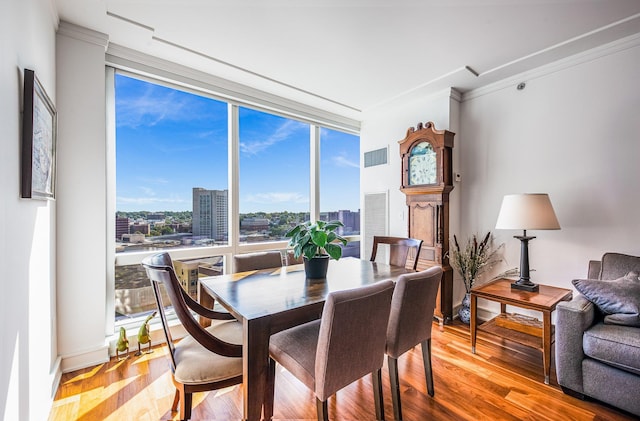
302,243 -> 319,259
325,243 -> 343,260
311,230 -> 327,247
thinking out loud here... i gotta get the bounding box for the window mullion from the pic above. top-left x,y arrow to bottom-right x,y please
310,125 -> 320,222
228,104 -> 240,272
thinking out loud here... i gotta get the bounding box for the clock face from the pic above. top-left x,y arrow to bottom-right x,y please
409,142 -> 437,185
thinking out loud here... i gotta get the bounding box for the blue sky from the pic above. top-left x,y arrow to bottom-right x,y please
115,74 -> 360,213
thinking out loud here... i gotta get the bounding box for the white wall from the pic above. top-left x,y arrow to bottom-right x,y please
360,88 -> 461,236
458,40 -> 640,314
0,0 -> 59,419
56,23 -> 110,371
360,39 -> 640,316
360,89 -> 464,298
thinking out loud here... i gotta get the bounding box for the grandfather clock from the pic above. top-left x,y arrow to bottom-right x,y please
399,121 -> 454,324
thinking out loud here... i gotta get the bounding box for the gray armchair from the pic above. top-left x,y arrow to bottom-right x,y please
555,253 -> 640,417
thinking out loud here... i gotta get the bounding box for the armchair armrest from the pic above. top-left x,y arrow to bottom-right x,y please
587,260 -> 601,279
555,295 -> 596,393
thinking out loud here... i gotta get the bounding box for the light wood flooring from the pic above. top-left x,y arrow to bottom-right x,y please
48,321 -> 636,420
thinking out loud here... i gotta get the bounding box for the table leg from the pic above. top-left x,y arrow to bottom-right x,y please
470,294 -> 477,354
542,310 -> 551,385
243,317 -> 270,421
197,284 -> 214,327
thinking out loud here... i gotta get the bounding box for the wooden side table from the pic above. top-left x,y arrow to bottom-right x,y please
470,278 -> 572,384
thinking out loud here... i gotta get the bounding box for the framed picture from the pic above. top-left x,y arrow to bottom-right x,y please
22,68 -> 57,200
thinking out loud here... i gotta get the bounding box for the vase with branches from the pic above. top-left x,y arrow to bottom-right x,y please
448,232 -> 502,323
449,231 -> 502,293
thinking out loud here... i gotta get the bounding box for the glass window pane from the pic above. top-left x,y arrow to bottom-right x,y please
115,256 -> 224,322
115,73 -> 229,321
115,73 -> 229,251
319,128 -> 360,257
239,107 -> 310,242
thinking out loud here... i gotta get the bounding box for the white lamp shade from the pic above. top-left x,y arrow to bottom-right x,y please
495,193 -> 560,230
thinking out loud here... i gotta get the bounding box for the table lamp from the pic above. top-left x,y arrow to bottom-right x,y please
495,193 -> 560,292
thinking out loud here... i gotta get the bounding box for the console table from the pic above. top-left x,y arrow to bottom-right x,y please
470,278 -> 572,384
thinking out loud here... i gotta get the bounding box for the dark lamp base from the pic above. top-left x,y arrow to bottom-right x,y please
511,280 -> 539,292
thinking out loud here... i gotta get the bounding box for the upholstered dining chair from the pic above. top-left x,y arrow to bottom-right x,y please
142,252 -> 243,421
264,281 -> 396,421
386,266 -> 443,421
233,250 -> 283,273
286,249 -> 304,266
370,236 -> 423,271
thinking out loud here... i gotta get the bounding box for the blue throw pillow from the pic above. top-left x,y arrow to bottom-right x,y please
572,272 -> 640,327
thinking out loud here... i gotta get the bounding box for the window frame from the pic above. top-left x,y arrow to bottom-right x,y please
107,66 -> 361,332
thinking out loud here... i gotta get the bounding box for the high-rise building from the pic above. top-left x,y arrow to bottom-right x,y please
323,209 -> 360,235
115,216 -> 129,240
192,187 -> 228,241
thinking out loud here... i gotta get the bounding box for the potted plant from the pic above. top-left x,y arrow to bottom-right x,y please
286,220 -> 348,278
448,232 -> 502,323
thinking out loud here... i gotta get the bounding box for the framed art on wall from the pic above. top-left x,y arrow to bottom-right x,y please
22,68 -> 57,200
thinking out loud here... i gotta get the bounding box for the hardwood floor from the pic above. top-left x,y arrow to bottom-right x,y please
49,321 -> 635,420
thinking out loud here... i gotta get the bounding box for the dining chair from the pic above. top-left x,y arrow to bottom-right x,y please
142,252 -> 243,421
370,236 -> 423,271
286,249 -> 304,266
386,266 -> 443,421
264,280 -> 396,421
233,250 -> 283,273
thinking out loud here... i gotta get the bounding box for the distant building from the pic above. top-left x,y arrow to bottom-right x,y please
115,216 -> 129,240
147,213 -> 165,221
173,260 -> 199,299
241,217 -> 269,232
129,223 -> 150,235
323,209 -> 360,235
121,233 -> 145,243
192,188 -> 228,241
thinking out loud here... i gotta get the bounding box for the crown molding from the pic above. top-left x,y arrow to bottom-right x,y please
462,31 -> 640,102
57,21 -> 109,50
105,43 -> 361,133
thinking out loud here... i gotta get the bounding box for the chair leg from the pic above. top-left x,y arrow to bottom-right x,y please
171,389 -> 180,412
388,356 -> 402,421
264,358 -> 276,420
316,398 -> 329,421
421,339 -> 434,397
180,390 -> 192,421
372,368 -> 385,421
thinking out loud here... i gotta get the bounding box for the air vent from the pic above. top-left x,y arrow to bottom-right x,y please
364,192 -> 388,259
364,147 -> 388,167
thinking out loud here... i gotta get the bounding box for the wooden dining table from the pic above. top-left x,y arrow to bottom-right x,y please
199,257 -> 412,421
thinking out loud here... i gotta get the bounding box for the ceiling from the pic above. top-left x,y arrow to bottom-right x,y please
54,0 -> 640,119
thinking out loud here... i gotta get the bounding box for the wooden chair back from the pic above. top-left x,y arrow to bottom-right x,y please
370,236 -> 423,270
142,252 -> 241,364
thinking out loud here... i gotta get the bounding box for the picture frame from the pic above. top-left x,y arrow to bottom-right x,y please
22,68 -> 57,200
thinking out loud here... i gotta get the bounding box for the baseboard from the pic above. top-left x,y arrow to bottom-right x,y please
60,345 -> 110,373
50,356 -> 62,398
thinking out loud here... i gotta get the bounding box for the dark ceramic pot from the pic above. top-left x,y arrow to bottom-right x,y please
303,255 -> 330,279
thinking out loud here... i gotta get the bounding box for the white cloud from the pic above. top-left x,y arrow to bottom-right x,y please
332,154 -> 359,169
244,192 -> 308,204
117,196 -> 187,205
240,120 -> 306,155
137,177 -> 170,185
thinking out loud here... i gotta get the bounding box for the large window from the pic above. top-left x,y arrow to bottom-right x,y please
239,107 -> 310,243
320,127 -> 360,257
112,71 -> 360,323
115,73 -> 229,251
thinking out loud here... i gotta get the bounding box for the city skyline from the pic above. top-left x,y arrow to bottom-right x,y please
115,74 -> 360,213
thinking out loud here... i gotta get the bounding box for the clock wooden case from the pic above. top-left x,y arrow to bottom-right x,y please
399,121 -> 454,324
